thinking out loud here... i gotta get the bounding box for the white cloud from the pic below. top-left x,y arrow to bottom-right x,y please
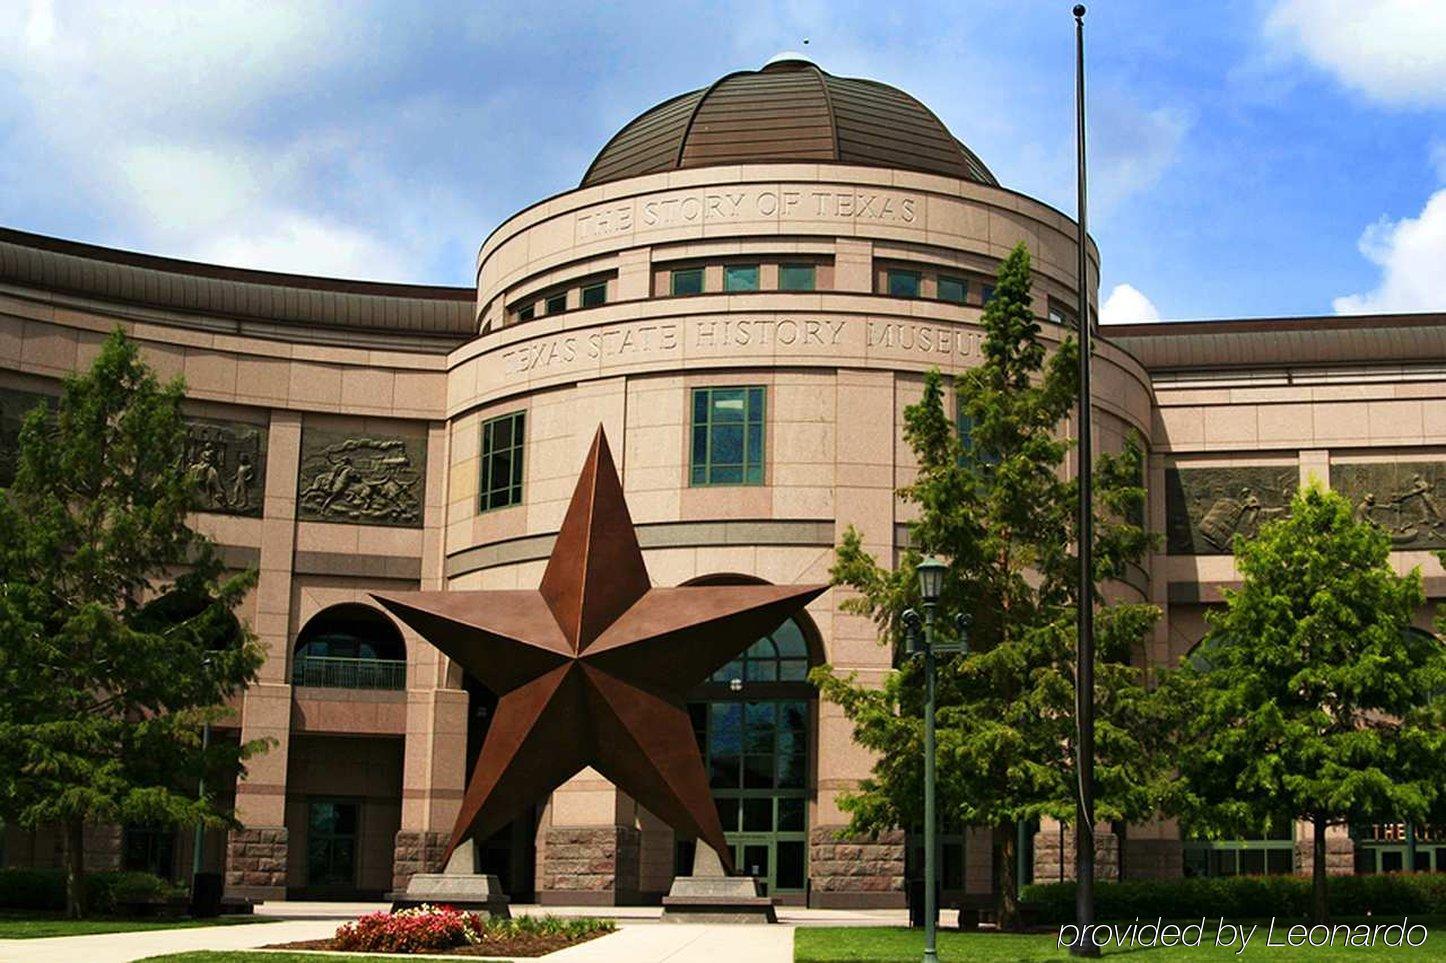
1266,1 -> 1446,106
192,213 -> 413,280
1333,188 -> 1446,314
0,0 -> 444,281
1100,283 -> 1162,325
1091,103 -> 1191,215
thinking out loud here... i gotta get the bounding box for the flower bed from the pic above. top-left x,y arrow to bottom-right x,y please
267,904 -> 616,957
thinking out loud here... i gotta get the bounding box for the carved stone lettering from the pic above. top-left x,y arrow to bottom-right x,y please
580,187 -> 921,240
186,418 -> 267,516
1165,466 -> 1297,555
298,429 -> 426,528
1332,462 -> 1446,550
0,388 -> 54,487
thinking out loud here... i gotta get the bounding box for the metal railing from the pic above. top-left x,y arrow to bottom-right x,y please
291,655 -> 406,690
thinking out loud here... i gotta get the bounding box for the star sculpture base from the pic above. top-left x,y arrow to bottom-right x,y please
389,841 -> 511,918
661,845 -> 777,924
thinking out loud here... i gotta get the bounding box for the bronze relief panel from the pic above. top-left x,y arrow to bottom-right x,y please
1165,466 -> 1297,555
186,418 -> 267,516
1331,462 -> 1446,550
297,427 -> 427,527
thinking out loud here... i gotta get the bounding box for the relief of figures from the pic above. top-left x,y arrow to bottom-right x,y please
1332,463 -> 1446,550
186,418 -> 266,516
1165,466 -> 1297,555
298,431 -> 425,527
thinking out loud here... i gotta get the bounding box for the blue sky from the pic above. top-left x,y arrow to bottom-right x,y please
2,1 -> 1444,323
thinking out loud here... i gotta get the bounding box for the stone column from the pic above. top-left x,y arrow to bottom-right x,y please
226,410 -> 300,900
393,421 -> 470,892
833,239 -> 874,293
809,368 -> 906,908
1294,822 -> 1355,876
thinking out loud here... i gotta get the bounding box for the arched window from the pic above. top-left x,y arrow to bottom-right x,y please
292,604 -> 406,690
711,617 -> 811,684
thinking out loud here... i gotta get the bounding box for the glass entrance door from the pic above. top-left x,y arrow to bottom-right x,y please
307,799 -> 359,889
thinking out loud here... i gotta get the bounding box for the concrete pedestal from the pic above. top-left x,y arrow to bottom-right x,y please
661,845 -> 776,924
388,839 -> 511,918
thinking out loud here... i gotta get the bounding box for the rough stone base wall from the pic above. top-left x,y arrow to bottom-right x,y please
392,830 -> 450,894
1122,838 -> 1184,880
1295,835 -> 1355,876
1033,827 -> 1119,883
808,826 -> 906,908
538,826 -> 640,905
225,826 -> 288,898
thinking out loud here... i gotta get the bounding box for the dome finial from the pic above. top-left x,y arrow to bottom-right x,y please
763,50 -> 814,70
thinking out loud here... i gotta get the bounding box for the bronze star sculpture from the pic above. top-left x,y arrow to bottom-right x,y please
375,427 -> 824,873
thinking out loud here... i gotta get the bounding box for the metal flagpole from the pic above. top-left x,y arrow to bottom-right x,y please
1070,4 -> 1099,958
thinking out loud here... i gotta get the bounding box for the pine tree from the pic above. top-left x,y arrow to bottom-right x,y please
1163,486 -> 1446,924
0,329 -> 266,917
813,243 -> 1164,929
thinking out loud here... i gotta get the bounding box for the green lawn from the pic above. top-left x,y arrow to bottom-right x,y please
0,912 -> 265,939
794,922 -> 1446,962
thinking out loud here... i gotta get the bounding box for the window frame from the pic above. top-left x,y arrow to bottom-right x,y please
779,263 -> 816,292
690,386 -> 767,487
581,282 -> 607,308
671,267 -> 705,296
887,269 -> 922,299
544,292 -> 567,316
724,264 -> 760,293
479,410 -> 527,513
936,275 -> 968,304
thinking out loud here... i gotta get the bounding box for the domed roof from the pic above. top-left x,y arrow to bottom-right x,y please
581,56 -> 998,189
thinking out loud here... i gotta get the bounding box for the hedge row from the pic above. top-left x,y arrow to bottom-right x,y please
1021,874 -> 1446,923
0,868 -> 181,912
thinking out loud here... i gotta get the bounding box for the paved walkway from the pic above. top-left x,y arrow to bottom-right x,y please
0,899 -> 918,962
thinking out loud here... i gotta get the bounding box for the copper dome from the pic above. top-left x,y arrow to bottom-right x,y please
580,56 -> 998,189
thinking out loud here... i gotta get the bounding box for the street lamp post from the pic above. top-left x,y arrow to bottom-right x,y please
192,720 -> 210,881
903,556 -> 954,963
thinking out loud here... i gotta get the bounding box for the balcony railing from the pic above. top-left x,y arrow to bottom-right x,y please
292,655 -> 406,690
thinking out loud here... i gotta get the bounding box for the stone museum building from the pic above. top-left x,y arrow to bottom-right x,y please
0,55 -> 1442,905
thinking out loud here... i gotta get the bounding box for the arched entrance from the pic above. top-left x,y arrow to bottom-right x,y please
680,575 -> 820,900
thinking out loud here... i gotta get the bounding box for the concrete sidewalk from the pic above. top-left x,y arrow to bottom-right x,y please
0,917 -> 339,963
0,906 -> 800,963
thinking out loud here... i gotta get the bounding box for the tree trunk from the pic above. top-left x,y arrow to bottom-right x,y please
998,823 -> 1020,931
1311,816 -> 1328,925
65,817 -> 87,919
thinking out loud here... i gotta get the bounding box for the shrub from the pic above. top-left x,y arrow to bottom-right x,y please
334,905 -> 486,953
0,868 -> 178,914
1021,874 -> 1446,924
332,906 -> 617,953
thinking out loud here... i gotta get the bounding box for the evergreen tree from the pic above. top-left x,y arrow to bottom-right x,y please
1163,486 -> 1446,924
0,329 -> 266,917
813,243 -> 1163,929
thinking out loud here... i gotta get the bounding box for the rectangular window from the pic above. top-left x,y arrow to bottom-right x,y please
981,284 -> 995,305
517,303 -> 535,322
937,275 -> 967,304
691,386 -> 765,486
545,292 -> 567,315
779,264 -> 816,291
724,264 -> 760,292
480,411 -> 526,512
672,267 -> 704,296
581,282 -> 607,307
888,270 -> 921,298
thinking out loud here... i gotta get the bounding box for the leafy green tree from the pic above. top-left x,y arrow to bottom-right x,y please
0,329 -> 266,917
813,243 -> 1163,929
1163,486 -> 1446,924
